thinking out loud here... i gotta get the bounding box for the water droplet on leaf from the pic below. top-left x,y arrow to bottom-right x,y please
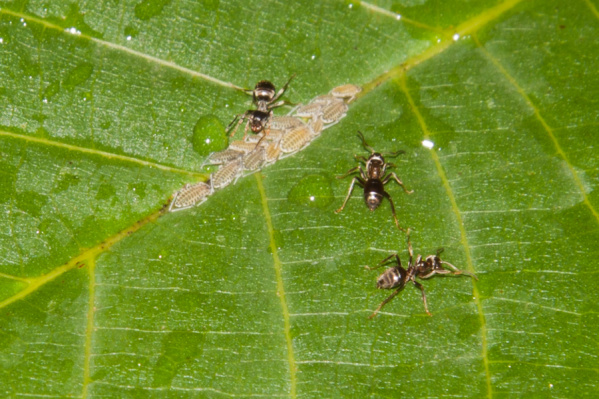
192,115 -> 226,156
288,174 -> 334,209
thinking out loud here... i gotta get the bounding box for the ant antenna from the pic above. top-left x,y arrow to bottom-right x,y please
382,149 -> 406,158
357,131 -> 375,154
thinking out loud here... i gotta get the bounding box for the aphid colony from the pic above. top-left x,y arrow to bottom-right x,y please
168,77 -> 477,318
169,80 -> 361,212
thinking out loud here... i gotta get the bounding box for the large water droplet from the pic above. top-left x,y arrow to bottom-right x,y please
192,115 -> 226,156
288,174 -> 334,209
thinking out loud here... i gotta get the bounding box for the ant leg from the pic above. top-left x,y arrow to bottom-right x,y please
365,253 -> 401,271
241,120 -> 251,141
440,261 -> 479,280
368,287 -> 403,319
412,280 -> 432,316
354,155 -> 368,163
406,231 -> 414,264
336,166 -> 362,179
384,172 -> 414,194
382,190 -> 406,232
228,113 -> 249,138
383,150 -> 406,159
335,176 -> 365,214
357,131 -> 375,153
269,99 -> 296,109
272,74 -> 296,102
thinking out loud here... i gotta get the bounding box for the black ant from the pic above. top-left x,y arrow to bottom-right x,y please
227,75 -> 295,138
366,232 -> 478,319
335,131 -> 413,230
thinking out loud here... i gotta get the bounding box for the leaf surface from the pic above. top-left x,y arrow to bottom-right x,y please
1,0 -> 598,397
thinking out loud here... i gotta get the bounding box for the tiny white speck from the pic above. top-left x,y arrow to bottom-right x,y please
159,255 -> 162,259
165,146 -> 169,150
138,363 -> 141,367
36,230 -> 40,234
126,36 -> 132,41
396,14 -> 401,20
205,138 -> 211,144
549,384 -> 553,388
309,196 -> 315,201
508,365 -> 511,368
452,33 -> 460,41
0,38 -> 3,44
225,104 -> 229,108
422,139 -> 434,149
20,18 -> 24,22
132,188 -> 136,191
438,147 -> 442,151
348,3 -> 353,9
311,55 -> 315,60
83,97 -> 87,101
43,98 -> 48,103
437,38 -> 441,43
23,22 -> 27,27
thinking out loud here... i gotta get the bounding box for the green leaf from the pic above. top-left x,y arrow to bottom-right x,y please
1,0 -> 598,397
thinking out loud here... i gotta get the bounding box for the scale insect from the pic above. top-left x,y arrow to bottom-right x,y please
367,233 -> 478,318
330,84 -> 362,103
169,181 -> 213,212
335,131 -> 413,230
211,158 -> 244,189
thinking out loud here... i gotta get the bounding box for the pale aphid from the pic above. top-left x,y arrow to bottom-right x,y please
264,142 -> 281,164
229,140 -> 260,153
310,94 -> 337,105
321,100 -> 348,124
294,102 -> 324,120
204,148 -> 244,166
280,125 -> 313,154
269,115 -> 305,131
308,117 -> 324,137
330,84 -> 362,103
211,158 -> 243,189
242,146 -> 267,171
169,181 -> 213,212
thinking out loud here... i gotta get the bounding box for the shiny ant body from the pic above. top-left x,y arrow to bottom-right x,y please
335,131 -> 412,230
367,233 -> 478,319
227,76 -> 295,138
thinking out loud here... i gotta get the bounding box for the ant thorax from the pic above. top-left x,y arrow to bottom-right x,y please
419,255 -> 442,274
366,154 -> 386,180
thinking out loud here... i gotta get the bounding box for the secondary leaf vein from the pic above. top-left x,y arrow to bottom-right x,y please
473,35 -> 599,225
254,174 -> 297,399
398,74 -> 492,399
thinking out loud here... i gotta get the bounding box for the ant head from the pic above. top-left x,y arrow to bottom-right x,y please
254,80 -> 276,102
249,111 -> 269,133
